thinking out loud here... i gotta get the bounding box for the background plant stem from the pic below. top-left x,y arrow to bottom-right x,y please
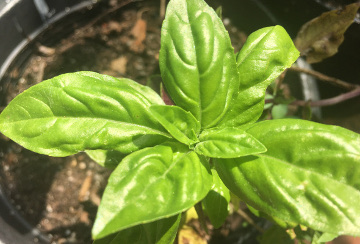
292,88 -> 360,107
289,65 -> 358,90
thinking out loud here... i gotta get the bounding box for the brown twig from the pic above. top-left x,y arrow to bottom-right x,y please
236,209 -> 265,233
274,69 -> 287,96
289,65 -> 358,90
265,88 -> 360,107
292,88 -> 360,107
83,0 -> 137,30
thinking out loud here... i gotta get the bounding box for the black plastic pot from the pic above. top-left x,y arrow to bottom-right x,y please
0,1 -> 107,243
0,0 -> 359,243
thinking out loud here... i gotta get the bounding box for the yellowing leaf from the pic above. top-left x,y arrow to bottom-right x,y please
185,207 -> 198,224
178,226 -> 207,244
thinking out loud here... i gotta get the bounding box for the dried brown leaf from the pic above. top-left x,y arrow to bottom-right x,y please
130,18 -> 147,52
294,3 -> 360,63
38,45 -> 56,56
78,172 -> 92,202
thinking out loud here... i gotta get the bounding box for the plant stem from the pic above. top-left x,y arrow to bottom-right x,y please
160,0 -> 166,19
274,70 -> 287,96
289,65 -> 358,90
194,202 -> 209,234
292,88 -> 360,107
268,66 -> 360,107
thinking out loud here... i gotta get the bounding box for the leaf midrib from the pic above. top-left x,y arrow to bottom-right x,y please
186,0 -> 202,126
2,116 -> 171,137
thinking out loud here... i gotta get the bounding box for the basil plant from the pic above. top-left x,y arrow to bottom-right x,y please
1,0 -> 360,242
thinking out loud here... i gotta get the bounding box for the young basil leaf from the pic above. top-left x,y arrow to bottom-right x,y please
93,214 -> 181,244
86,150 -> 126,169
214,119 -> 360,236
92,142 -> 212,239
271,104 -> 288,119
149,105 -> 200,145
194,127 -> 266,158
0,72 -> 170,156
159,0 -> 239,128
217,26 -> 299,127
202,169 -> 230,228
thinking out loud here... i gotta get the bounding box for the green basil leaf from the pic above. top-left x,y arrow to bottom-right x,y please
218,26 -> 299,127
271,104 -> 288,119
215,119 -> 360,236
86,150 -> 125,169
202,169 -> 230,228
159,0 -> 239,128
258,225 -> 293,244
150,105 -> 200,145
92,142 -> 212,239
194,127 -> 266,158
247,204 -> 297,229
93,214 -> 181,243
311,232 -> 338,244
0,72 -> 170,156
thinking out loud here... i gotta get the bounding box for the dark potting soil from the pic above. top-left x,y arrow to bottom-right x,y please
0,1 -> 254,243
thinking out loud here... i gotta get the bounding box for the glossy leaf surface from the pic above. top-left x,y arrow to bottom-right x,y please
93,214 -> 181,243
92,143 -> 212,239
215,119 -> 360,236
202,169 -> 230,228
218,26 -> 299,127
194,127 -> 266,158
160,0 -> 239,128
150,105 -> 200,145
0,72 -> 170,156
